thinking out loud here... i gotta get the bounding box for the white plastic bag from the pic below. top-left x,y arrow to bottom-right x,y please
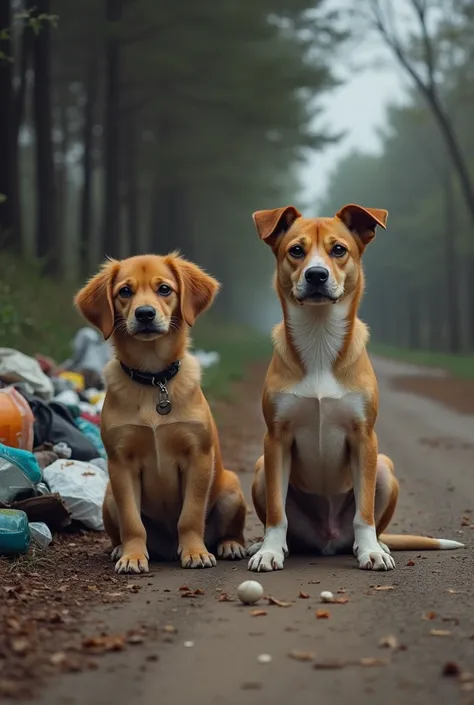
29,522 -> 53,548
43,459 -> 107,530
0,348 -> 54,400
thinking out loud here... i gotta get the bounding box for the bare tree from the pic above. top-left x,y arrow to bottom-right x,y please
362,0 -> 474,227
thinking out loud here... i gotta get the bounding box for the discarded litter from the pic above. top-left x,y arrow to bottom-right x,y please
0,508 -> 30,555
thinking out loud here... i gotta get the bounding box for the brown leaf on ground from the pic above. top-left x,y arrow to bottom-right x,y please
288,650 -> 315,661
313,660 -> 346,670
443,662 -> 461,676
179,585 -> 190,591
82,634 -> 126,654
298,591 -> 310,599
358,657 -> 389,667
316,609 -> 330,619
267,596 -> 292,607
422,611 -> 437,620
406,560 -> 415,567
218,592 -> 234,602
335,596 -> 349,604
430,629 -> 451,637
373,585 -> 394,591
379,635 -> 399,649
250,610 -> 267,617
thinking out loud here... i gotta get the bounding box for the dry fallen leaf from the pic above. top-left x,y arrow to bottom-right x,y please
358,657 -> 389,667
316,609 -> 330,619
406,560 -> 415,567
50,652 -> 67,666
374,585 -> 394,592
179,585 -> 190,591
218,592 -> 234,602
250,610 -> 268,617
267,596 -> 292,607
335,596 -> 349,604
379,635 -> 399,649
446,589 -> 461,594
313,660 -> 346,670
422,611 -> 437,620
430,629 -> 451,637
82,634 -> 126,654
443,662 -> 461,676
289,650 -> 315,662
298,591 -> 310,599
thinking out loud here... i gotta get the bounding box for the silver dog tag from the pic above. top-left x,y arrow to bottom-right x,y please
156,383 -> 172,415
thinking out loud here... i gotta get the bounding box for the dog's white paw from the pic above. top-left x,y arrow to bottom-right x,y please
355,543 -> 395,571
217,540 -> 246,560
115,552 -> 149,574
111,545 -> 123,561
246,541 -> 263,557
248,546 -> 287,572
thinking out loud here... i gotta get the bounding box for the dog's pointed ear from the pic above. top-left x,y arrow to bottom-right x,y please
336,204 -> 388,247
166,256 -> 220,327
252,206 -> 302,247
74,259 -> 120,340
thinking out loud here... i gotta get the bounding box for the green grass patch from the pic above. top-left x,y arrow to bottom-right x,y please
370,343 -> 474,380
193,319 -> 272,399
0,253 -> 80,361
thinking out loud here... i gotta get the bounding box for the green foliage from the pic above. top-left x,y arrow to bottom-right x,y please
0,254 -> 79,361
370,344 -> 474,380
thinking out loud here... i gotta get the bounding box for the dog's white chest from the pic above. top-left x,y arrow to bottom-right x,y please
275,302 -> 366,494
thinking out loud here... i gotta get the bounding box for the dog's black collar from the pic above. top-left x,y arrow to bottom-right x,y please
120,360 -> 181,415
120,360 -> 181,388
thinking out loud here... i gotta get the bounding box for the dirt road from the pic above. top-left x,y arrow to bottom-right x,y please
33,357 -> 474,705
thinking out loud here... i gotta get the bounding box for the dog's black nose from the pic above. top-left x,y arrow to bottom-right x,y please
135,305 -> 156,322
305,266 -> 329,284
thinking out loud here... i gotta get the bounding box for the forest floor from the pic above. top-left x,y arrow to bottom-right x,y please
1,356 -> 474,705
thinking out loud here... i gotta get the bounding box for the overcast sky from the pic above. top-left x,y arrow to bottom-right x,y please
300,0 -> 408,211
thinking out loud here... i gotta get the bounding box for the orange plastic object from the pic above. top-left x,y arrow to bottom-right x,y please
0,387 -> 34,450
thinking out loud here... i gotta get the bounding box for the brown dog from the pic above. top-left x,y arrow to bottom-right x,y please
247,204 -> 463,572
75,254 -> 246,574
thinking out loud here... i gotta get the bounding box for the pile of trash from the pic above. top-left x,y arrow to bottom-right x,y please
0,328 -> 220,557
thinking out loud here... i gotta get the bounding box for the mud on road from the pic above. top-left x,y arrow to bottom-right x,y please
1,357 -> 474,705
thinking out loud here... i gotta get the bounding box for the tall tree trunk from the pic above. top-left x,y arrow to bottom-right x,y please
32,0 -> 57,274
0,0 -> 13,244
11,19 -> 32,249
443,167 -> 461,354
150,181 -> 190,257
124,112 -> 139,255
80,53 -> 98,275
103,0 -> 122,259
55,98 -> 69,267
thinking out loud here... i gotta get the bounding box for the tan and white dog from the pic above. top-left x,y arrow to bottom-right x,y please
248,203 -> 463,572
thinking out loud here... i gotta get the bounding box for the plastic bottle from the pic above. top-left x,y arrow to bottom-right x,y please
0,509 -> 30,555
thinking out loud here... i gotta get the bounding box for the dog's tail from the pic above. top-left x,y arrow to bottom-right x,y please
379,534 -> 464,551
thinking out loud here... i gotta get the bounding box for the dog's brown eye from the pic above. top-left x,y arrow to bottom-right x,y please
289,245 -> 305,259
118,286 -> 133,298
331,244 -> 347,258
157,284 -> 172,297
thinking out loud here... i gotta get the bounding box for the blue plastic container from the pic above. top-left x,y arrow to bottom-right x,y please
0,509 -> 30,555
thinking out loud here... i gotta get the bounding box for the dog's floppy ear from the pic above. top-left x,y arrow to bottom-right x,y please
74,259 -> 120,340
252,206 -> 301,247
336,204 -> 388,247
167,255 -> 220,327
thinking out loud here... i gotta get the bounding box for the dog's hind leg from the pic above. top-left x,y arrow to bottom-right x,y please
207,470 -> 247,560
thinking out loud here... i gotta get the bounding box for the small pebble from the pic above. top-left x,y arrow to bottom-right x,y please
237,580 -> 264,605
257,654 -> 272,664
320,591 -> 335,603
183,641 -> 194,648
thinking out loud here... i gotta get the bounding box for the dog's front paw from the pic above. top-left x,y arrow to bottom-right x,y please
217,540 -> 246,560
248,546 -> 287,572
115,552 -> 149,574
246,541 -> 263,557
179,545 -> 216,568
354,542 -> 395,571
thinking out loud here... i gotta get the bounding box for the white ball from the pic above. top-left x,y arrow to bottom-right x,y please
320,590 -> 335,603
237,580 -> 264,604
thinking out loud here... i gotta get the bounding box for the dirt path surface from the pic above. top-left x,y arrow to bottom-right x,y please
16,358 -> 474,704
